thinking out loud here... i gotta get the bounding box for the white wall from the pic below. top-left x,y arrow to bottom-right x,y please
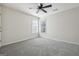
40,7 -> 79,44
1,6 -> 38,46
0,6 -> 2,47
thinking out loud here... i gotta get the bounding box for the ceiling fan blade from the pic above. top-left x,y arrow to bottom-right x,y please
42,5 -> 52,8
40,3 -> 43,7
41,8 -> 47,13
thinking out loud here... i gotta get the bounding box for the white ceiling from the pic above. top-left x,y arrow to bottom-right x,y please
2,3 -> 79,18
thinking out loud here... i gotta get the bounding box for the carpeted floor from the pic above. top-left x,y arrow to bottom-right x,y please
0,38 -> 79,56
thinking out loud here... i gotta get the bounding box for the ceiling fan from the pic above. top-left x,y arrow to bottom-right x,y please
36,3 -> 52,13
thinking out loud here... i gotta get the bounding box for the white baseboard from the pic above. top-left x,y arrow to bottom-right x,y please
1,35 -> 38,47
41,36 -> 79,46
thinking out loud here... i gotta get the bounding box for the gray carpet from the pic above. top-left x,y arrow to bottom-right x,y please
0,38 -> 79,56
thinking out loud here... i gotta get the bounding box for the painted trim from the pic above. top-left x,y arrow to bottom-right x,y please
41,36 -> 79,46
1,35 -> 38,47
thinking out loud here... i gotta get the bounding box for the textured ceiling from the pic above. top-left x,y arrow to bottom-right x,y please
2,3 -> 79,17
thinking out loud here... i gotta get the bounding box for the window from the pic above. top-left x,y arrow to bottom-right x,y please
32,19 -> 46,33
32,20 -> 38,33
41,20 -> 46,33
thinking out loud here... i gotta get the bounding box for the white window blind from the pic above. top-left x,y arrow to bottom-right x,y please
32,20 -> 38,33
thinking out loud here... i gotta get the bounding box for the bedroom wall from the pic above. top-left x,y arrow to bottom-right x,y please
40,7 -> 79,45
1,6 -> 38,46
